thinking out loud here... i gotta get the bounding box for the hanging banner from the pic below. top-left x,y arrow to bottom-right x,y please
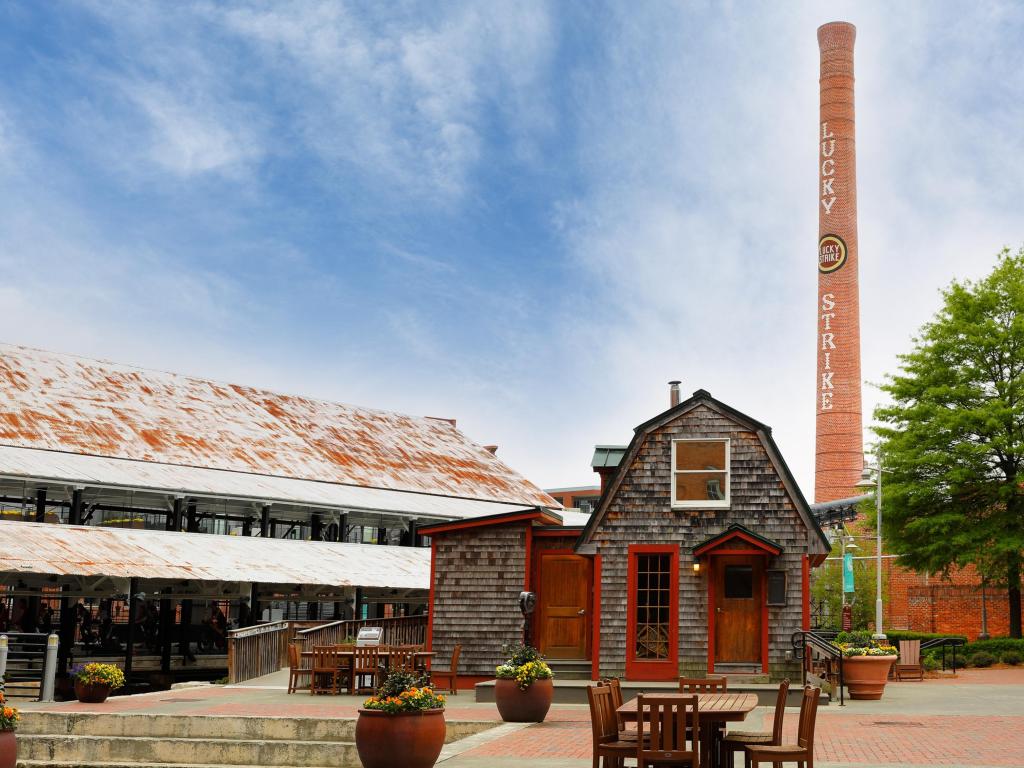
843,552 -> 855,593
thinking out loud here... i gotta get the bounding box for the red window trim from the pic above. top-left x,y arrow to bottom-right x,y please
625,544 -> 679,681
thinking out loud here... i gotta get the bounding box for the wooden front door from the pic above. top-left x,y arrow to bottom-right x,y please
537,553 -> 591,659
713,555 -> 763,664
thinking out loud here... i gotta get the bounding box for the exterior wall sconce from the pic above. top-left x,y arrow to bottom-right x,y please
692,560 -> 701,574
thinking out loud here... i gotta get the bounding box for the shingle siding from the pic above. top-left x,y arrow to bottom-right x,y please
431,524 -> 527,676
593,404 -> 806,681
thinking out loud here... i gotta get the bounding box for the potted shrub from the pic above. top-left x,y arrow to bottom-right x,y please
356,669 -> 446,768
71,663 -> 126,703
836,631 -> 898,700
493,643 -> 554,722
0,686 -> 19,768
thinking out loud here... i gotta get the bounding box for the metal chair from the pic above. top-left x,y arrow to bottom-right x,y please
637,694 -> 700,768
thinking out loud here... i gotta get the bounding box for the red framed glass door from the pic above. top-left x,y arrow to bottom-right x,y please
625,544 -> 679,680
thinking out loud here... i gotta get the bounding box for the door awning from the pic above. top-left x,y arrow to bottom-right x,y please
693,524 -> 783,558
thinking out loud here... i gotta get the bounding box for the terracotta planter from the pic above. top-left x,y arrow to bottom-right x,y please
494,677 -> 553,722
844,655 -> 897,700
0,730 -> 15,768
355,708 -> 445,768
74,681 -> 113,703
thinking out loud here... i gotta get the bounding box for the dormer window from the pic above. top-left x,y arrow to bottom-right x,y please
671,439 -> 730,508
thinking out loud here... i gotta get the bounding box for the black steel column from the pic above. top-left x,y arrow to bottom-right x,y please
311,513 -> 323,542
168,497 -> 184,532
339,513 -> 348,543
57,584 -> 74,676
377,527 -> 387,545
242,517 -> 252,537
178,505 -> 199,660
160,588 -> 172,674
260,505 -> 271,538
249,583 -> 260,625
124,577 -> 138,688
35,487 -> 47,522
69,488 -> 83,526
354,587 -> 363,622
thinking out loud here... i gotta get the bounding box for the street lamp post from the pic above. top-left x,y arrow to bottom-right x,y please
857,459 -> 887,641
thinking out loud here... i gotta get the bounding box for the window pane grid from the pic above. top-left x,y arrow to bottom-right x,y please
634,553 -> 671,660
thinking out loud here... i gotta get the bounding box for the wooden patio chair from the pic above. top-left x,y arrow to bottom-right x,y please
678,676 -> 728,692
744,686 -> 820,768
310,645 -> 345,695
586,683 -> 636,768
720,678 -> 789,768
896,640 -> 924,681
287,643 -> 312,694
352,646 -> 381,694
600,677 -> 644,743
429,644 -> 461,695
388,647 -> 418,674
637,694 -> 700,768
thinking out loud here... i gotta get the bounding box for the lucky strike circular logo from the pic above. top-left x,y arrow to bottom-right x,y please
818,234 -> 847,273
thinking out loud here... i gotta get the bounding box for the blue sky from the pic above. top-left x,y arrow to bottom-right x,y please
1,1 -> 1022,497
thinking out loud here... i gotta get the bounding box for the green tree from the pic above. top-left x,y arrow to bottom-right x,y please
875,248 -> 1024,638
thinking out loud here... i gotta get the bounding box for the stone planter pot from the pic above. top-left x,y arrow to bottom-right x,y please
844,655 -> 897,700
74,681 -> 113,703
0,730 -> 16,768
494,678 -> 554,722
355,708 -> 445,768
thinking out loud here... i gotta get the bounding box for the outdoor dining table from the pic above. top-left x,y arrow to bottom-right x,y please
617,692 -> 759,768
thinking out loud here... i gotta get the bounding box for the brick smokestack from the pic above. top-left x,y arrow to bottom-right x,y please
815,21 -> 863,503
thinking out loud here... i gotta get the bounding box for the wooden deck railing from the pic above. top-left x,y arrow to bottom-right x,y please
297,614 -> 427,650
226,620 -> 321,683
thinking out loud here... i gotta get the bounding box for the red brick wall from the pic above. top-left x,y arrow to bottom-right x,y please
815,21 -> 863,504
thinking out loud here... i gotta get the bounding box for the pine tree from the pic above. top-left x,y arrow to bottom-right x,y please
875,247 -> 1024,638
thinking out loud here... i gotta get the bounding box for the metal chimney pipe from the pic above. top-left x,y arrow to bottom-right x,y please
669,380 -> 681,408
815,21 -> 864,503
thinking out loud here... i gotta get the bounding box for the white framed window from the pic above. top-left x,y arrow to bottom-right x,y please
671,438 -> 730,508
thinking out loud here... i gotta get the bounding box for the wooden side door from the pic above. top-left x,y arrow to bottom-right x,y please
713,555 -> 762,664
537,553 -> 591,659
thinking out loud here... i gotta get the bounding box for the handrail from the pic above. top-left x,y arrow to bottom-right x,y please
792,630 -> 845,706
920,636 -> 965,672
225,620 -> 321,683
297,614 -> 427,649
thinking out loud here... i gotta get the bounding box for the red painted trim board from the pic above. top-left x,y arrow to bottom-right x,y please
761,566 -> 769,673
591,554 -> 601,680
625,543 -> 679,680
802,555 -> 811,631
427,539 -> 437,653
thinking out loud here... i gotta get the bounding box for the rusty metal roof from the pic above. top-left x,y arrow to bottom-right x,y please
0,520 -> 429,590
0,344 -> 555,508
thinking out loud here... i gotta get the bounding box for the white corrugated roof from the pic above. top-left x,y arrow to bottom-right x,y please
0,445 -> 537,521
0,344 -> 557,508
0,520 -> 429,590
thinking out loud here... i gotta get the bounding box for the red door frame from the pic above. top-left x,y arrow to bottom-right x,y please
531,548 -> 593,660
626,544 -> 679,681
705,553 -> 769,674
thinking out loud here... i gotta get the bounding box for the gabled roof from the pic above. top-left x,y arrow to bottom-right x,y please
693,524 -> 784,557
577,389 -> 830,554
0,344 -> 556,508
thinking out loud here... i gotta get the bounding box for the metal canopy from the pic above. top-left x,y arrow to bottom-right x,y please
0,520 -> 429,591
0,344 -> 556,508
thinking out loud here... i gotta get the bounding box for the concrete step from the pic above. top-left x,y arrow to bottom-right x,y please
16,735 -> 358,768
546,659 -> 592,680
17,713 -> 356,742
